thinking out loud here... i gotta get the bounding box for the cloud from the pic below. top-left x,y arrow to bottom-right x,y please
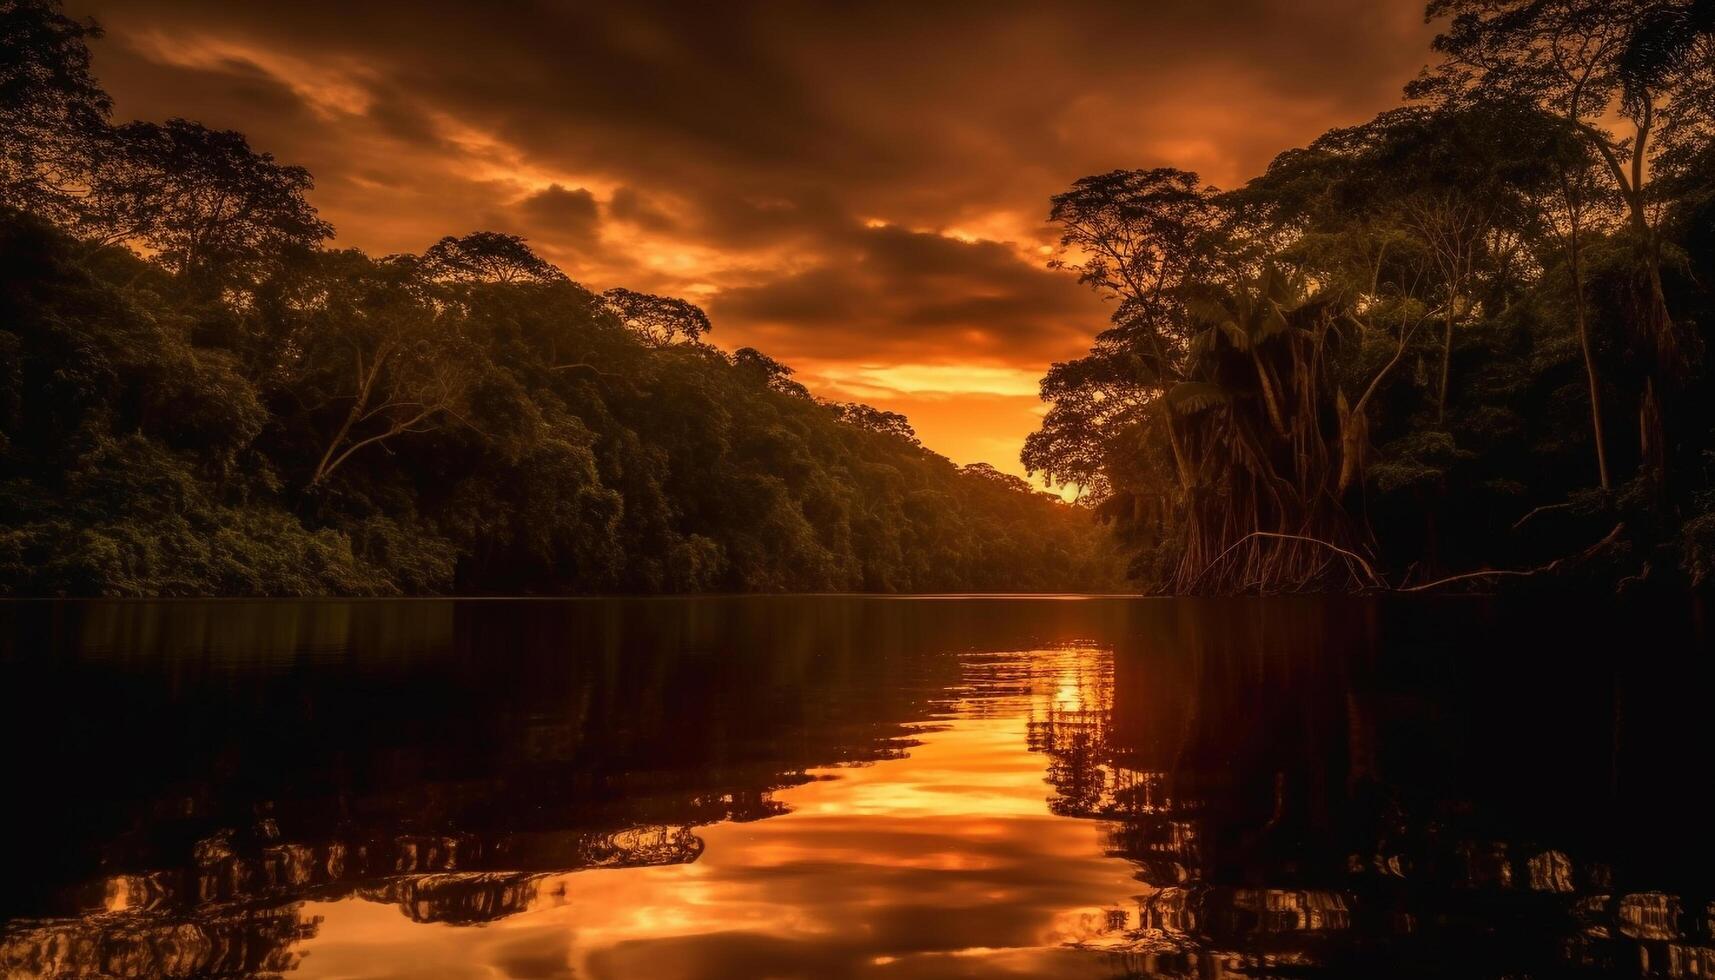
79,0 -> 1436,472
516,183 -> 601,250
607,186 -> 678,233
709,223 -> 1099,365
815,364 -> 1043,402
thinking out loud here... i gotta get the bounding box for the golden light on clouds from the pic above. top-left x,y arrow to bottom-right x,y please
81,0 -> 1435,477
812,363 -> 1044,401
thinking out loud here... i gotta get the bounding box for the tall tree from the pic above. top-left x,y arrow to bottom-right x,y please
1521,123 -> 1619,487
1415,0 -> 1715,477
0,0 -> 109,224
734,347 -> 811,398
838,403 -> 919,445
1024,169 -> 1234,503
80,119 -> 332,291
1046,168 -> 1230,384
420,231 -> 566,285
274,252 -> 477,488
602,288 -> 712,346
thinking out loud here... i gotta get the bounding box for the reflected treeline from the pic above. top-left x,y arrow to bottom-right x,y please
1025,598 -> 1715,978
0,597 -> 1147,978
1,597 -> 1710,978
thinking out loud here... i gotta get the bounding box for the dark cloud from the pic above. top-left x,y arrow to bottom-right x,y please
713,225 -> 1094,363
607,186 -> 678,233
77,0 -> 1436,470
517,183 -> 600,249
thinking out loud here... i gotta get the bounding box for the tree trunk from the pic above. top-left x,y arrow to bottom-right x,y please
1437,290 -> 1455,424
1640,376 -> 1665,485
1337,400 -> 1365,497
1568,237 -> 1611,490
1252,352 -> 1289,437
311,402 -> 363,487
1165,418 -> 1195,493
1643,259 -> 1679,374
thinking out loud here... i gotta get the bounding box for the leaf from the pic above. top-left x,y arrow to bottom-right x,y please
1257,300 -> 1292,340
1189,326 -> 1220,358
1164,381 -> 1231,416
1218,319 -> 1251,350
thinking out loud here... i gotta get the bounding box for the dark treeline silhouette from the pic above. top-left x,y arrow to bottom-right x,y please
0,1 -> 1123,597
1027,0 -> 1715,593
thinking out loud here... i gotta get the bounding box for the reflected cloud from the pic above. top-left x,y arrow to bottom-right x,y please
1,598 -> 1710,978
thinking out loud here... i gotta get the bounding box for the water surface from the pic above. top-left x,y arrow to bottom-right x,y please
0,596 -> 1709,978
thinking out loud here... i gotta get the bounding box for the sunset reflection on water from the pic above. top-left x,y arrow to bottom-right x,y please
1,597 -> 1710,979
292,648 -> 1141,979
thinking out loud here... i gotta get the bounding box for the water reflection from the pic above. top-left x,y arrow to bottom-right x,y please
0,597 -> 1708,978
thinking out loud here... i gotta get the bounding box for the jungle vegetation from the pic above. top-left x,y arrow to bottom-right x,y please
1026,0 -> 1715,592
6,1 -> 1715,597
0,0 -> 1124,596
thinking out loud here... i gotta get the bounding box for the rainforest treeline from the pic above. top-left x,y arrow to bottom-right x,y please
1026,0 -> 1715,592
0,1 -> 1124,596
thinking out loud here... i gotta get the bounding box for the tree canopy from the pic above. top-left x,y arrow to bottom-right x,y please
1029,0 -> 1715,592
0,0 -> 1122,597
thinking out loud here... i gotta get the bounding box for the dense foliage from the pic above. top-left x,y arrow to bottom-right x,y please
0,1 -> 1122,596
1027,0 -> 1715,593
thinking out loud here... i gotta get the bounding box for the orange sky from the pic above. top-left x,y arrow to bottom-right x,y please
79,1 -> 1438,478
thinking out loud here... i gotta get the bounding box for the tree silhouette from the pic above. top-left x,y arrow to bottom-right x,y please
734,346 -> 811,397
838,403 -> 919,445
602,287 -> 712,346
79,118 -> 331,291
420,231 -> 566,285
0,0 -> 109,224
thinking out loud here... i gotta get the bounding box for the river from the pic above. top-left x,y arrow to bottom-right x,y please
0,596 -> 1708,978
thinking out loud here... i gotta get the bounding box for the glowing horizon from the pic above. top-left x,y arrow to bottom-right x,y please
77,0 -> 1435,478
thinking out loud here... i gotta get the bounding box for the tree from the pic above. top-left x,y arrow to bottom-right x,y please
1415,0 -> 1715,477
1046,168 -> 1230,384
79,119 -> 332,290
1022,352 -> 1152,501
1025,170 -> 1237,506
602,287 -> 711,346
276,252 -> 477,488
1157,267 -> 1374,590
1035,144 -> 1456,589
1270,105 -> 1557,422
734,347 -> 810,398
420,231 -> 566,285
0,0 -> 109,224
1520,120 -> 1620,488
960,462 -> 1035,494
1232,127 -> 1452,500
838,403 -> 919,445
0,4 -> 1130,598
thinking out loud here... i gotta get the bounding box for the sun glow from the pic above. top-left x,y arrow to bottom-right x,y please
813,363 -> 1043,400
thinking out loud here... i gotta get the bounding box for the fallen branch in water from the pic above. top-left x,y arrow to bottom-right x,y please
1189,523 -> 1627,594
1400,522 -> 1626,593
1398,568 -> 1537,592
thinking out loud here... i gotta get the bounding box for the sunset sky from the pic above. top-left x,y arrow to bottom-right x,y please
79,0 -> 1436,477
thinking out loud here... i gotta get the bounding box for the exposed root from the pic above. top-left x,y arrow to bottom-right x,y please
1188,531 -> 1385,592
